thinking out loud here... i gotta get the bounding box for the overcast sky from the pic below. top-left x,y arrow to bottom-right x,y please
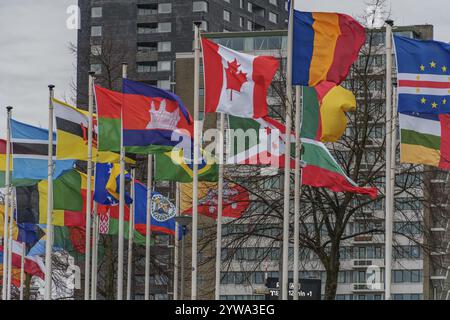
0,0 -> 449,136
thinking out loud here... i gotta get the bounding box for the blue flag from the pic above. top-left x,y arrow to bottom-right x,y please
394,35 -> 450,114
133,182 -> 182,239
11,120 -> 75,180
94,163 -> 132,205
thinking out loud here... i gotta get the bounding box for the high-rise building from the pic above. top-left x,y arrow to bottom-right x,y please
174,24 -> 450,301
76,0 -> 288,108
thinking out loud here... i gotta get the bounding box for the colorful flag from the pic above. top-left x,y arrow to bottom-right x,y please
1,139 -> 38,188
180,181 -> 250,219
399,112 -> 450,169
11,119 -> 75,180
122,79 -> 193,154
94,163 -> 132,206
292,11 -> 365,86
16,169 -> 90,226
0,263 -> 21,288
227,115 -> 295,168
394,35 -> 450,114
154,148 -> 218,182
53,98 -> 135,164
303,84 -> 356,142
0,240 -> 45,280
1,201 -> 39,244
201,38 -> 279,118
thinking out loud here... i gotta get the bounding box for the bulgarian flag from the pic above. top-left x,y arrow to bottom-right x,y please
202,38 -> 279,118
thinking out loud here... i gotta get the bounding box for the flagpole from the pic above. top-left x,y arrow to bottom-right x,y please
384,19 -> 394,301
84,71 -> 95,300
2,106 -> 12,301
19,242 -> 25,300
6,190 -> 15,300
117,63 -> 128,300
145,155 -> 153,300
293,85 -> 302,300
282,0 -> 294,300
44,85 -> 55,300
191,21 -> 202,301
214,113 -> 225,300
127,168 -> 135,300
173,182 -> 180,300
90,201 -> 98,300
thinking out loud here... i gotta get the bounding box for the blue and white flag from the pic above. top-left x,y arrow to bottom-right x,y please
394,35 -> 450,114
11,120 -> 75,180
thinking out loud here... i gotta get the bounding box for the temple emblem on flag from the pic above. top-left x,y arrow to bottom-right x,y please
151,193 -> 176,222
146,99 -> 180,131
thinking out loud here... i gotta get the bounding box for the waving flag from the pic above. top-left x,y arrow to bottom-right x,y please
394,36 -> 450,114
1,139 -> 37,188
202,38 -> 279,118
292,11 -> 365,86
94,163 -> 132,206
11,120 -> 75,180
0,240 -> 45,279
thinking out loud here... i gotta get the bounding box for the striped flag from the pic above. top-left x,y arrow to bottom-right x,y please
11,119 -> 75,180
399,112 -> 450,169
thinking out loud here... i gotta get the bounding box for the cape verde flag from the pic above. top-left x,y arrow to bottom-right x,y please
122,79 -> 193,154
394,35 -> 450,114
11,120 -> 75,180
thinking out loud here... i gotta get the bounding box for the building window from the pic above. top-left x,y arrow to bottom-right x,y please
223,10 -> 231,22
137,62 -> 156,73
269,0 -> 277,5
239,16 -> 244,28
158,3 -> 172,14
224,0 -> 231,3
157,80 -> 171,90
91,45 -> 102,56
158,41 -> 171,52
157,61 -> 171,72
239,0 -> 244,9
91,7 -> 102,18
248,2 -> 253,12
90,64 -> 102,75
269,12 -> 278,23
193,1 -> 208,13
158,22 -> 172,33
138,5 -> 157,15
91,26 -> 102,37
247,20 -> 253,31
137,42 -> 157,53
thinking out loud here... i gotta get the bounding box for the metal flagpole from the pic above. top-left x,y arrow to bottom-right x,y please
214,113 -> 225,300
84,71 -> 95,300
173,182 -> 180,300
2,106 -> 12,300
293,85 -> 302,300
117,63 -> 128,300
126,168 -> 135,300
191,21 -> 202,300
145,155 -> 153,300
44,85 -> 55,300
19,242 -> 25,300
91,201 -> 98,299
6,190 -> 15,300
384,20 -> 394,300
282,0 -> 294,300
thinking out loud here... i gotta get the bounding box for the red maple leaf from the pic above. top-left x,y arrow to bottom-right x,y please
225,58 -> 247,100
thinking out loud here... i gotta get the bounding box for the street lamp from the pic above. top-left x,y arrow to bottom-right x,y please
175,215 -> 192,300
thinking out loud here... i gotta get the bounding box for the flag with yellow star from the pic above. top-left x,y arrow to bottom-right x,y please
394,35 -> 450,114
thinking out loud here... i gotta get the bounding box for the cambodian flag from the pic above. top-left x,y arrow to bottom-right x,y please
122,79 -> 193,154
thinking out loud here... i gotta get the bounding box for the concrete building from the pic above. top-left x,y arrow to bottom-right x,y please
174,24 -> 450,300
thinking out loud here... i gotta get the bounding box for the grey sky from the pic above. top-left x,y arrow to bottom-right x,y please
0,0 -> 449,135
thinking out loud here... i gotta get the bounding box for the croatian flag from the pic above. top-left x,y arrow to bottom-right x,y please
201,38 -> 279,119
122,79 -> 193,154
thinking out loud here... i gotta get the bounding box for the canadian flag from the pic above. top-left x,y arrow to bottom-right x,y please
201,38 -> 279,119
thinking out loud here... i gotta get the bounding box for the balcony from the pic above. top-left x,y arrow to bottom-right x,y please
353,235 -> 374,243
352,259 -> 373,268
352,283 -> 384,292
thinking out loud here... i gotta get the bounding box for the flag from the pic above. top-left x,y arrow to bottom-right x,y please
122,79 -> 193,154
154,148 -> 218,182
399,112 -> 450,169
301,88 -> 377,199
0,203 -> 38,244
0,240 -> 45,279
134,182 -> 181,238
394,35 -> 450,114
227,115 -> 295,168
16,169 -> 90,226
0,202 -> 19,240
303,83 -> 356,142
180,181 -> 250,219
94,163 -> 132,206
53,98 -> 135,164
94,85 -> 122,152
201,38 -> 279,118
292,11 -> 365,86
11,119 -> 75,180
0,263 -> 21,288
0,139 -> 37,188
